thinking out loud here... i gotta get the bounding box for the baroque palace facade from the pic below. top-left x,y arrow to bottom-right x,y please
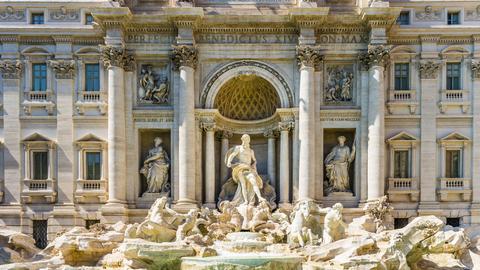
0,0 -> 479,245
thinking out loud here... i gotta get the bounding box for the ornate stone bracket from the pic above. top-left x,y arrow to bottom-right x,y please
358,45 -> 391,69
171,45 -> 198,70
0,60 -> 24,79
48,60 -> 76,79
419,61 -> 441,79
472,61 -> 480,80
296,46 -> 324,69
101,45 -> 136,71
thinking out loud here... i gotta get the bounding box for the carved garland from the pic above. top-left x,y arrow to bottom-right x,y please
296,46 -> 324,69
0,60 -> 24,79
171,45 -> 198,70
472,61 -> 480,79
100,45 -> 136,71
419,61 -> 441,79
358,45 -> 390,69
48,60 -> 76,79
201,60 -> 294,107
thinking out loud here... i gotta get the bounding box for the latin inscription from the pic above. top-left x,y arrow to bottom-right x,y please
318,34 -> 367,44
126,34 -> 175,44
196,34 -> 298,44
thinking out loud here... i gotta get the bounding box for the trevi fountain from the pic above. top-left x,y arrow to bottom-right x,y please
1,135 -> 479,269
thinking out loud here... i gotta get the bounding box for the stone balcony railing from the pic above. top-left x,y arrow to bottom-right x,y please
75,179 -> 107,203
387,177 -> 419,201
438,90 -> 470,113
22,90 -> 55,115
21,178 -> 56,203
386,90 -> 418,114
75,91 -> 107,115
437,177 -> 472,202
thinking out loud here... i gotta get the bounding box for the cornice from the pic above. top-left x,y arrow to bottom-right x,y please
289,8 -> 330,28
91,7 -> 132,30
196,23 -> 297,34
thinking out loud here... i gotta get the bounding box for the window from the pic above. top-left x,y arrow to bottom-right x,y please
31,13 -> 44,25
394,218 -> 409,229
447,12 -> 460,25
85,219 -> 100,229
85,64 -> 100,91
33,220 -> 48,249
394,150 -> 410,178
446,218 -> 460,227
446,63 -> 461,90
397,11 -> 410,25
86,152 -> 101,180
32,63 -> 47,91
394,63 -> 410,90
33,151 -> 48,180
85,13 -> 94,25
445,150 -> 461,178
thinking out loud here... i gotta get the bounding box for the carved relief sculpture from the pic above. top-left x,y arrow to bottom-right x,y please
49,6 -> 80,21
47,60 -> 76,79
472,61 -> 480,79
325,66 -> 354,103
324,135 -> 356,195
466,5 -> 480,20
415,6 -> 442,21
138,65 -> 169,104
0,60 -> 24,79
140,137 -> 170,196
0,6 -> 25,21
419,61 -> 441,79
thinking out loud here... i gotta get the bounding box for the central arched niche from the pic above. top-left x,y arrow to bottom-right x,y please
213,74 -> 280,121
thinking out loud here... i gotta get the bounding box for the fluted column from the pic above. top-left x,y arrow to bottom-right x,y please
217,131 -> 233,184
172,45 -> 198,209
359,45 -> 389,201
264,130 -> 277,187
202,122 -> 216,208
101,46 -> 134,205
279,122 -> 293,206
296,46 -> 323,201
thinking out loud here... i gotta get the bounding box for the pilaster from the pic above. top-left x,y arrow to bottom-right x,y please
471,61 -> 480,224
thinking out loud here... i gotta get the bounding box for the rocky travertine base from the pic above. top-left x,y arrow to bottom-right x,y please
1,196 -> 480,270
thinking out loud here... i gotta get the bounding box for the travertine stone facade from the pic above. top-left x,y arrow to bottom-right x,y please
0,0 -> 479,241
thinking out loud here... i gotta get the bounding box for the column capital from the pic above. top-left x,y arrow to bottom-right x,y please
264,129 -> 279,138
201,121 -> 216,132
100,45 -> 136,70
216,130 -> 233,140
0,59 -> 23,79
278,121 -> 294,131
296,45 -> 324,69
47,59 -> 76,79
171,45 -> 198,70
418,60 -> 441,79
358,44 -> 390,69
472,61 -> 480,80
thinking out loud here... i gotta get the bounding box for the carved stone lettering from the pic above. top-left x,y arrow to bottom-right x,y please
196,34 -> 297,44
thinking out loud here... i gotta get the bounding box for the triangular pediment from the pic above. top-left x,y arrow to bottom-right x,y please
22,132 -> 51,142
439,132 -> 470,142
387,131 -> 418,142
76,133 -> 105,142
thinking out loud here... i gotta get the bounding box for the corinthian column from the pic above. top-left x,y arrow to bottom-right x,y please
172,45 -> 198,209
296,46 -> 323,201
279,122 -> 293,206
359,45 -> 390,201
264,129 -> 278,188
101,46 -> 134,205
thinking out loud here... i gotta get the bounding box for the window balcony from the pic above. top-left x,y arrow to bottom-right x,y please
22,90 -> 55,115
21,179 -> 56,203
387,177 -> 419,202
386,90 -> 418,114
437,178 -> 472,202
75,91 -> 107,115
75,179 -> 107,203
438,90 -> 470,114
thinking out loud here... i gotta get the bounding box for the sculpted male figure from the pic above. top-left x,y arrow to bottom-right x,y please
225,134 -> 266,206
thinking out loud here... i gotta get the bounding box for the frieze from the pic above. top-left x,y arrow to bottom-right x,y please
49,6 -> 80,22
317,34 -> 368,44
0,6 -> 25,22
126,34 -> 176,44
196,34 -> 297,44
466,6 -> 480,21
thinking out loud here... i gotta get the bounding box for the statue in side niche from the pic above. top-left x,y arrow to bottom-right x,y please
324,136 -> 356,195
140,137 -> 170,195
138,66 -> 169,104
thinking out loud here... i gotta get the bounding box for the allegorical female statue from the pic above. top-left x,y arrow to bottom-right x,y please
324,136 -> 356,194
225,134 -> 266,206
140,137 -> 170,195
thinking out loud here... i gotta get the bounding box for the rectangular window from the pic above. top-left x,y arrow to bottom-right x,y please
446,217 -> 460,227
31,13 -> 44,24
32,63 -> 47,91
394,63 -> 410,90
446,63 -> 461,90
85,219 -> 100,229
445,150 -> 461,178
33,220 -> 48,249
85,64 -> 100,91
394,150 -> 410,178
447,12 -> 460,25
397,11 -> 410,25
86,152 -> 101,180
394,218 -> 409,229
33,151 -> 48,180
85,13 -> 94,25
